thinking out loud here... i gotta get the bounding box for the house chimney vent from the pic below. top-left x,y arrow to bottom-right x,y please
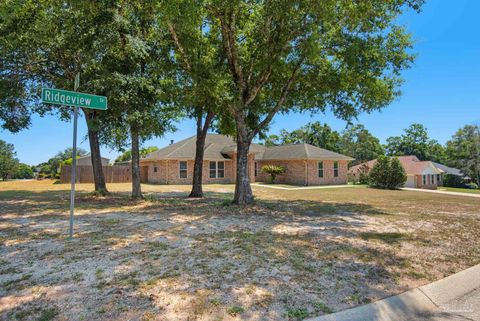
170,140 -> 174,145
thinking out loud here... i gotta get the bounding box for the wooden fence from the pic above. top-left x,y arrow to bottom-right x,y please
60,165 -> 134,183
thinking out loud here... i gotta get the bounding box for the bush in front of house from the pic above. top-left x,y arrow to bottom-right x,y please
348,163 -> 370,185
261,165 -> 286,184
442,173 -> 466,188
369,156 -> 406,189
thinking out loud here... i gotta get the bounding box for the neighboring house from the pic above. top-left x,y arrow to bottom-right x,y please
349,155 -> 463,189
75,154 -> 110,166
140,134 -> 354,185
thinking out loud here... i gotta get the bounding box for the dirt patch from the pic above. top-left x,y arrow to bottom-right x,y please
1,180 -> 480,320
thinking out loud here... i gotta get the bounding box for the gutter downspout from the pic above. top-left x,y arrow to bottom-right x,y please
166,160 -> 169,184
305,160 -> 308,186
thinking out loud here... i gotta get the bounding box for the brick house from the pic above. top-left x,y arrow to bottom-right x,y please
348,155 -> 452,189
140,134 -> 354,185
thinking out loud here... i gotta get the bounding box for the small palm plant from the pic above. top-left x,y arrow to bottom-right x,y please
261,165 -> 286,184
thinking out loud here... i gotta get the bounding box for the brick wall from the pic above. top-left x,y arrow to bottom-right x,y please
255,159 -> 349,186
306,160 -> 348,185
144,159 -> 234,184
416,175 -> 438,189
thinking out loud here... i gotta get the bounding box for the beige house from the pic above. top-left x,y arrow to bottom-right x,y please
140,134 -> 354,185
75,154 -> 110,166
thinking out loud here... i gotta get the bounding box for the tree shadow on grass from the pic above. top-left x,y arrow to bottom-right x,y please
0,188 -> 435,320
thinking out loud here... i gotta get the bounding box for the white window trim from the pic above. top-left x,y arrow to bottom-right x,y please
209,161 -> 225,179
318,161 -> 324,178
179,161 -> 188,178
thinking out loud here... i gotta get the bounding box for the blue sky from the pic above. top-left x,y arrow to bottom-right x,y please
2,0 -> 479,165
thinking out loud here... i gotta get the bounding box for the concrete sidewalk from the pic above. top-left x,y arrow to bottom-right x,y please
307,264 -> 480,321
401,187 -> 480,198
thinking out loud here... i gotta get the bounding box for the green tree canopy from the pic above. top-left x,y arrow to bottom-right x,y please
0,140 -> 19,180
385,123 -> 445,162
282,122 -> 343,152
13,163 -> 34,179
37,147 -> 87,178
93,2 -> 179,198
446,125 -> 480,185
0,1 -> 124,193
170,0 -> 423,204
114,147 -> 159,164
341,124 -> 385,164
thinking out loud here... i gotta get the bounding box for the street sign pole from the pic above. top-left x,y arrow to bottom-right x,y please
69,73 -> 80,239
40,78 -> 107,239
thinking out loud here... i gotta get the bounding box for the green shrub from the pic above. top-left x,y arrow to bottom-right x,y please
466,182 -> 479,189
227,306 -> 245,316
286,307 -> 309,319
442,174 -> 465,188
261,165 -> 285,184
369,156 -> 406,189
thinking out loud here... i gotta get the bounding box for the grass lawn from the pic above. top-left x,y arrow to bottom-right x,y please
1,180 -> 480,321
438,186 -> 480,194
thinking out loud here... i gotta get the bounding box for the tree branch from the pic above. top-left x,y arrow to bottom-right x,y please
250,59 -> 304,140
218,12 -> 246,95
167,21 -> 192,73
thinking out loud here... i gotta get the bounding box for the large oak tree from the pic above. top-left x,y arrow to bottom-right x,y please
197,0 -> 423,204
160,2 -> 232,198
0,1 -> 113,193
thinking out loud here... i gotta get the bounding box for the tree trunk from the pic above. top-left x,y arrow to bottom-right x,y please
189,111 -> 215,198
84,110 -> 108,195
131,124 -> 142,199
233,120 -> 254,205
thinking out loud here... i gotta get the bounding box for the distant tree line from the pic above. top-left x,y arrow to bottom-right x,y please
263,122 -> 480,185
0,139 -> 34,180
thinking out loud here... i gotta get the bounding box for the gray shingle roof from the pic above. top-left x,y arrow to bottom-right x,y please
256,143 -> 354,161
142,134 -> 236,161
431,162 -> 464,176
142,134 -> 354,161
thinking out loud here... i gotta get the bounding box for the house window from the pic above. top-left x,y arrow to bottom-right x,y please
209,161 -> 225,178
255,162 -> 258,177
437,174 -> 441,183
218,161 -> 224,178
318,161 -> 324,178
431,174 -> 435,184
333,161 -> 339,177
153,166 -> 158,173
179,161 -> 187,178
422,175 -> 426,185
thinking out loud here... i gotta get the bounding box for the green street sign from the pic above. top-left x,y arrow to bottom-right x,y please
41,88 -> 107,110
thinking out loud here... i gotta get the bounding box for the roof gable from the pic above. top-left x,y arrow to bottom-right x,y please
142,135 -> 354,162
258,143 -> 354,161
143,134 -> 238,161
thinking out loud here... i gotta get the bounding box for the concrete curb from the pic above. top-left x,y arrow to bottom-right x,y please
307,264 -> 480,321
